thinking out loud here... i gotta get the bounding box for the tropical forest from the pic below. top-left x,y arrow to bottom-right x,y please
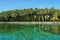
0,7 -> 60,22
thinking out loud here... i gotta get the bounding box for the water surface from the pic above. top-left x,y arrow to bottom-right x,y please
0,24 -> 60,40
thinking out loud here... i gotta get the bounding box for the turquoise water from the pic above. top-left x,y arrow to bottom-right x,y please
0,24 -> 60,40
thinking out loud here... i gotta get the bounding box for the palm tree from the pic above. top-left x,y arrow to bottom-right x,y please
50,7 -> 55,15
51,12 -> 59,21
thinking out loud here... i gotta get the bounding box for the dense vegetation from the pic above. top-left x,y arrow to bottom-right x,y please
0,7 -> 60,22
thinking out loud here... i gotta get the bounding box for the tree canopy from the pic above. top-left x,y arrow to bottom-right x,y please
0,7 -> 60,22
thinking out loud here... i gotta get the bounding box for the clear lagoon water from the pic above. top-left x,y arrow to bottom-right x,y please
0,24 -> 60,40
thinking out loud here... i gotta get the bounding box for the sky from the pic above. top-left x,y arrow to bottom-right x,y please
0,0 -> 60,12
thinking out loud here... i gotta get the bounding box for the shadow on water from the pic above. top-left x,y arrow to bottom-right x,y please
0,23 -> 39,33
0,23 -> 25,32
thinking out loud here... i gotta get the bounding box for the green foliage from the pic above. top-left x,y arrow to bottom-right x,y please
0,7 -> 60,22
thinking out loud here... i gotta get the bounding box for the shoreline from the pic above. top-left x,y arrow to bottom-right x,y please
0,22 -> 59,24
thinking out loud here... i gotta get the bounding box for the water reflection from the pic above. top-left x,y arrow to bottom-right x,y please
0,24 -> 60,40
41,24 -> 60,34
